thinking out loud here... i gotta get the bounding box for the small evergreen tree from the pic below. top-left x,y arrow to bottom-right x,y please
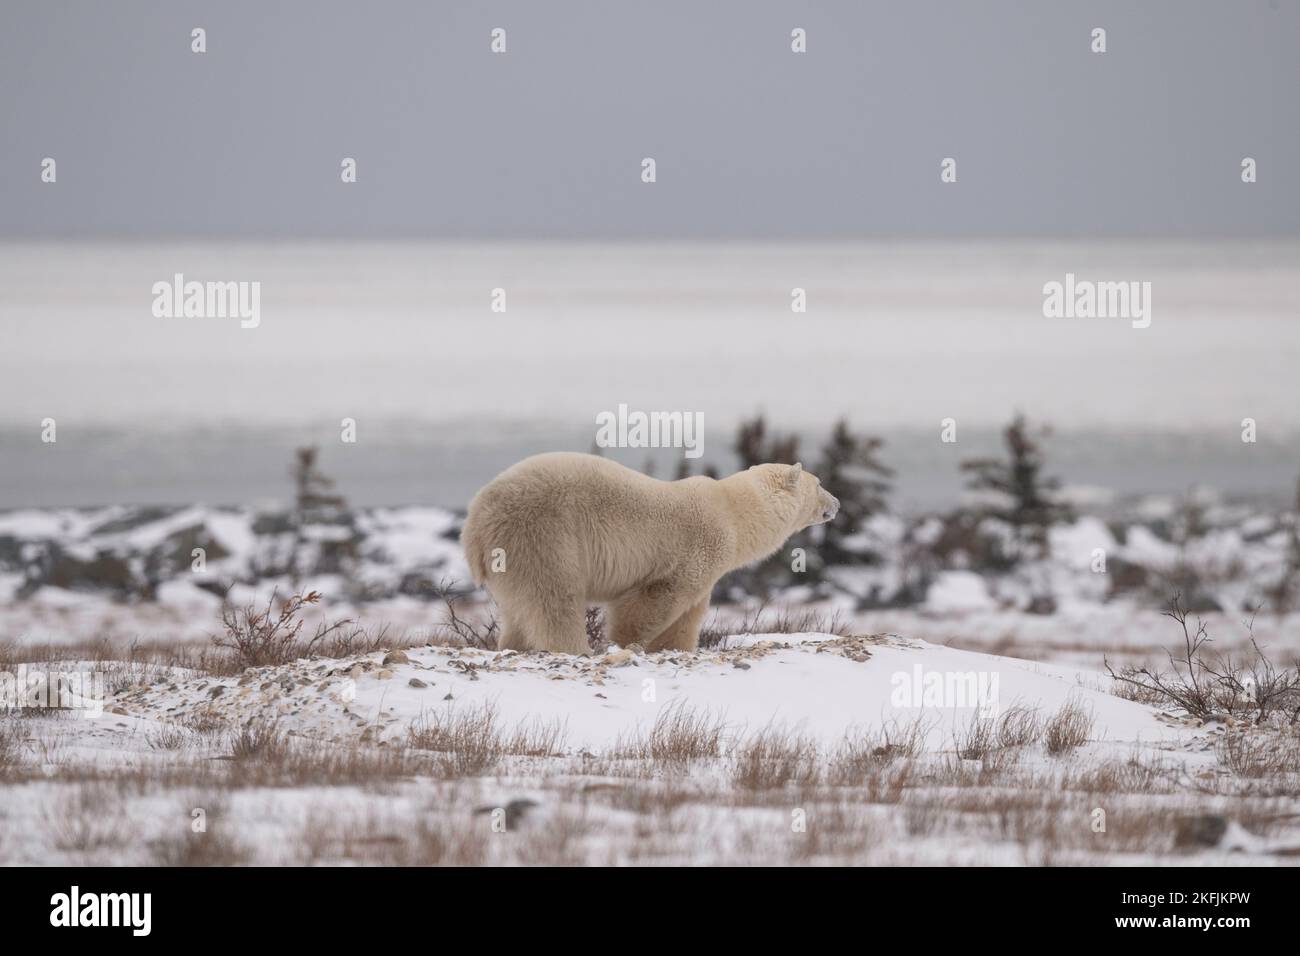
814,419 -> 893,565
1266,477 -> 1300,614
734,414 -> 799,469
287,446 -> 354,585
960,414 -> 1072,562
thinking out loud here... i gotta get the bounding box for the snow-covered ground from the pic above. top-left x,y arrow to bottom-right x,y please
102,634 -> 1186,751
3,500 -> 1300,865
3,632 -> 1297,866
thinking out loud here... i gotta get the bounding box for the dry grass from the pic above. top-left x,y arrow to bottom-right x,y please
996,703 -> 1044,748
150,829 -> 252,866
222,737 -> 430,789
1108,672 -> 1168,706
146,723 -> 195,751
826,716 -> 929,786
1044,697 -> 1094,756
8,721 -> 1300,864
610,702 -> 726,771
789,802 -> 878,863
407,701 -> 566,776
228,720 -> 290,762
180,708 -> 229,737
516,812 -> 593,867
409,702 -> 506,775
149,798 -> 251,866
44,783 -> 138,854
1217,728 -> 1300,779
1058,755 -> 1172,795
699,605 -> 853,648
0,716 -> 25,779
0,641 -> 219,704
952,712 -> 999,761
3,610 -> 426,685
731,725 -> 820,790
299,809 -> 491,866
953,703 -> 1054,762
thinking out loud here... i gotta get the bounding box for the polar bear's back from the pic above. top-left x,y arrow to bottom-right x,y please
461,452 -> 706,594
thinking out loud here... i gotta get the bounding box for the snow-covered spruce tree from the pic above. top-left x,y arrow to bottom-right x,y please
814,419 -> 893,566
286,445 -> 357,587
959,414 -> 1073,567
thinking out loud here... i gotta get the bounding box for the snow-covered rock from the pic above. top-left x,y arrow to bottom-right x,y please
926,571 -> 996,613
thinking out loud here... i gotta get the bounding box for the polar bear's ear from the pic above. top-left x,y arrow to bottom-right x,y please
783,462 -> 803,491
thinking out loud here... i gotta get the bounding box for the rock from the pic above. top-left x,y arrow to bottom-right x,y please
732,661 -> 751,670
208,686 -> 225,699
382,650 -> 410,666
396,572 -> 444,599
1174,814 -> 1228,849
31,544 -> 138,596
376,669 -> 393,680
408,678 -> 428,689
604,648 -> 636,667
144,523 -> 231,578
473,799 -> 539,830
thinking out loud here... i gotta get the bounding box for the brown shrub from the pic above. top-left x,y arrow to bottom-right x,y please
731,725 -> 820,790
1044,697 -> 1093,756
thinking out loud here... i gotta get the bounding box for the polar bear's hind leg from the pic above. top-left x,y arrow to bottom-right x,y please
495,603 -> 530,652
527,592 -> 590,656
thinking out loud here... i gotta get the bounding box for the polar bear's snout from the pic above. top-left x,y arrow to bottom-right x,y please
819,489 -> 840,523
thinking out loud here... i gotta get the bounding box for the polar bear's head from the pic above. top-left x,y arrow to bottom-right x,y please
751,462 -> 839,531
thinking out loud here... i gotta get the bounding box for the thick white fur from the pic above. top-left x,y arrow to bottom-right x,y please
461,452 -> 839,654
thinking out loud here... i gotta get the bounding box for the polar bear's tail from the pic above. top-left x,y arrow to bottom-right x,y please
466,542 -> 489,587
461,507 -> 490,586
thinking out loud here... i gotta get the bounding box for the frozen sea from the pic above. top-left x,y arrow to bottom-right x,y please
2,239 -> 1297,511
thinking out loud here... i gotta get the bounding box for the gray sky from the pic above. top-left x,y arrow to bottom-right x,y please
1,0 -> 1296,238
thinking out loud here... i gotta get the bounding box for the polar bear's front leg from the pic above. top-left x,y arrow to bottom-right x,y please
645,595 -> 711,652
608,580 -> 697,650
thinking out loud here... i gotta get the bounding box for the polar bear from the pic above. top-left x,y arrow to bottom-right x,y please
461,452 -> 839,655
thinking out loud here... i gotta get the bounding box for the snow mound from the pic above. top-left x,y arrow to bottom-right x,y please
110,633 -> 1190,753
